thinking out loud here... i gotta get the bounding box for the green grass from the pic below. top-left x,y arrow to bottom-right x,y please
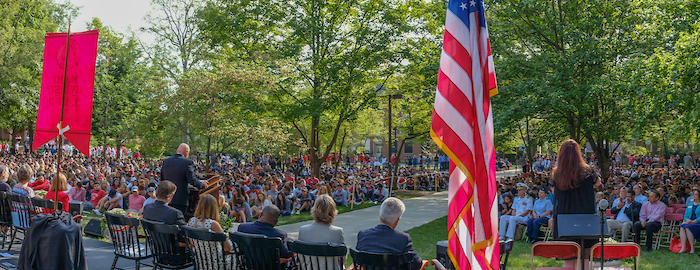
507,240 -> 700,269
405,216 -> 448,261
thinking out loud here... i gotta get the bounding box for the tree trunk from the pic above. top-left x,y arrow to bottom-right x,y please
205,135 -> 213,172
116,140 -> 123,159
309,115 -> 321,178
333,131 -> 347,177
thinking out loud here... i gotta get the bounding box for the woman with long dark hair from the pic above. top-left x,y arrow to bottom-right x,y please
551,139 -> 600,269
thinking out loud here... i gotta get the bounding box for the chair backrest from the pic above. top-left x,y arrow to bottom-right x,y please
231,231 -> 284,270
141,219 -> 192,268
31,197 -> 63,214
182,226 -> 233,270
605,209 -> 613,217
0,192 -> 13,225
664,207 -> 674,215
9,194 -> 33,229
68,202 -> 84,217
589,243 -> 640,270
288,240 -> 347,270
105,212 -> 150,259
665,213 -> 684,222
531,241 -> 581,270
349,248 -> 414,270
671,204 -> 685,211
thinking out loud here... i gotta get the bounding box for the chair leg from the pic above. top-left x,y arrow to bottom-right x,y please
110,256 -> 118,270
7,228 -> 16,251
134,259 -> 140,270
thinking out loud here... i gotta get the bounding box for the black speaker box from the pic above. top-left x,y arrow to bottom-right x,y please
83,218 -> 103,237
436,240 -> 455,270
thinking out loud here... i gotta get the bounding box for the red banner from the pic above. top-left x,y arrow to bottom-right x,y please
32,30 -> 99,156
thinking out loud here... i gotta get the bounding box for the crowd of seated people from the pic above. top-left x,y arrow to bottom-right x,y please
499,152 -> 700,255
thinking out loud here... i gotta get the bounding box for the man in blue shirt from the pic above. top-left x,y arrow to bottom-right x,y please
526,188 -> 553,244
633,184 -> 648,204
609,187 -> 642,242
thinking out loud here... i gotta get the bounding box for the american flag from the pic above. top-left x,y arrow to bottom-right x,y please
430,0 -> 499,268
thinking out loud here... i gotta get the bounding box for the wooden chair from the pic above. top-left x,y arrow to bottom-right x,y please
141,219 -> 193,269
0,192 -> 12,250
182,226 -> 236,270
288,240 -> 348,270
8,194 -> 33,251
589,242 -> 641,270
105,212 -> 152,270
531,241 -> 581,270
31,197 -> 63,214
348,248 -> 430,270
230,231 -> 286,270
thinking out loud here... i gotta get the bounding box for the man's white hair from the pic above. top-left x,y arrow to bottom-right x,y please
379,197 -> 405,225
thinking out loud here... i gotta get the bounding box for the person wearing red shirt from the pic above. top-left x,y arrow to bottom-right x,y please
85,181 -> 106,211
45,174 -> 69,212
28,175 -> 51,191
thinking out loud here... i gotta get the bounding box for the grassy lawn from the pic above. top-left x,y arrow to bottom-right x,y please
405,216 -> 448,261
507,239 -> 700,269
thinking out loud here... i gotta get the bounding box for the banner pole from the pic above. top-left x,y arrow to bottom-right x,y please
54,22 -> 72,212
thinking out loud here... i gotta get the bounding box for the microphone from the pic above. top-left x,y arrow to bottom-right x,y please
598,199 -> 609,212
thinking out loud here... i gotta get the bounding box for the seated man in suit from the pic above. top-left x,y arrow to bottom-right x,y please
142,180 -> 186,226
356,197 -> 422,269
237,204 -> 293,264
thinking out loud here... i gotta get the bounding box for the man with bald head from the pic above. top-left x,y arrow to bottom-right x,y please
161,143 -> 208,215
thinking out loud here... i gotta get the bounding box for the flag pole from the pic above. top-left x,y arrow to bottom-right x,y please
54,21 -> 72,212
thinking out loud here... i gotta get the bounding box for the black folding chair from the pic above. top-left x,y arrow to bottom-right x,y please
31,197 -> 63,214
231,231 -> 285,270
8,194 -> 33,251
288,240 -> 347,270
140,219 -> 193,270
105,212 -> 152,270
183,226 -> 237,270
0,192 -> 12,249
349,248 -> 428,270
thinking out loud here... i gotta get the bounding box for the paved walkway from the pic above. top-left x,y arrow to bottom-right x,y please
0,169 -> 520,270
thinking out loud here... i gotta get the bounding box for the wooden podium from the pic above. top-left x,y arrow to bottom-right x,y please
186,173 -> 222,217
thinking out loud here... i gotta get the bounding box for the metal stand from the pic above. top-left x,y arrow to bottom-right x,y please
600,210 -> 605,269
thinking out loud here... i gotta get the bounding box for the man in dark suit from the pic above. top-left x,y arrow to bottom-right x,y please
142,180 -> 186,226
160,143 -> 208,215
356,197 -> 422,269
237,205 -> 293,264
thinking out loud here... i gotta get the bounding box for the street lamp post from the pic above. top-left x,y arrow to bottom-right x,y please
376,85 -> 403,192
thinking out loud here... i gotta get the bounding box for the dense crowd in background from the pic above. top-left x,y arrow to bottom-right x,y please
0,142 -> 455,220
499,151 -> 700,253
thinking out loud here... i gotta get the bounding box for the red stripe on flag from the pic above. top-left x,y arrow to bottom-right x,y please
443,30 -> 473,77
437,69 -> 476,126
431,111 -> 477,175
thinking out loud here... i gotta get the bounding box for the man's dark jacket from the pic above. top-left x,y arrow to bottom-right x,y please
237,221 -> 293,258
610,200 -> 643,223
356,224 -> 422,269
18,213 -> 86,270
160,153 -> 202,206
142,200 -> 187,226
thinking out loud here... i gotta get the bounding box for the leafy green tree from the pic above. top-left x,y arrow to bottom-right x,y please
0,0 -> 67,143
488,0 -> 646,177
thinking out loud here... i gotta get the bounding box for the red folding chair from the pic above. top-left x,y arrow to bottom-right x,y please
670,204 -> 685,212
664,207 -> 674,216
658,213 -> 685,249
531,241 -> 581,270
589,242 -> 641,270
